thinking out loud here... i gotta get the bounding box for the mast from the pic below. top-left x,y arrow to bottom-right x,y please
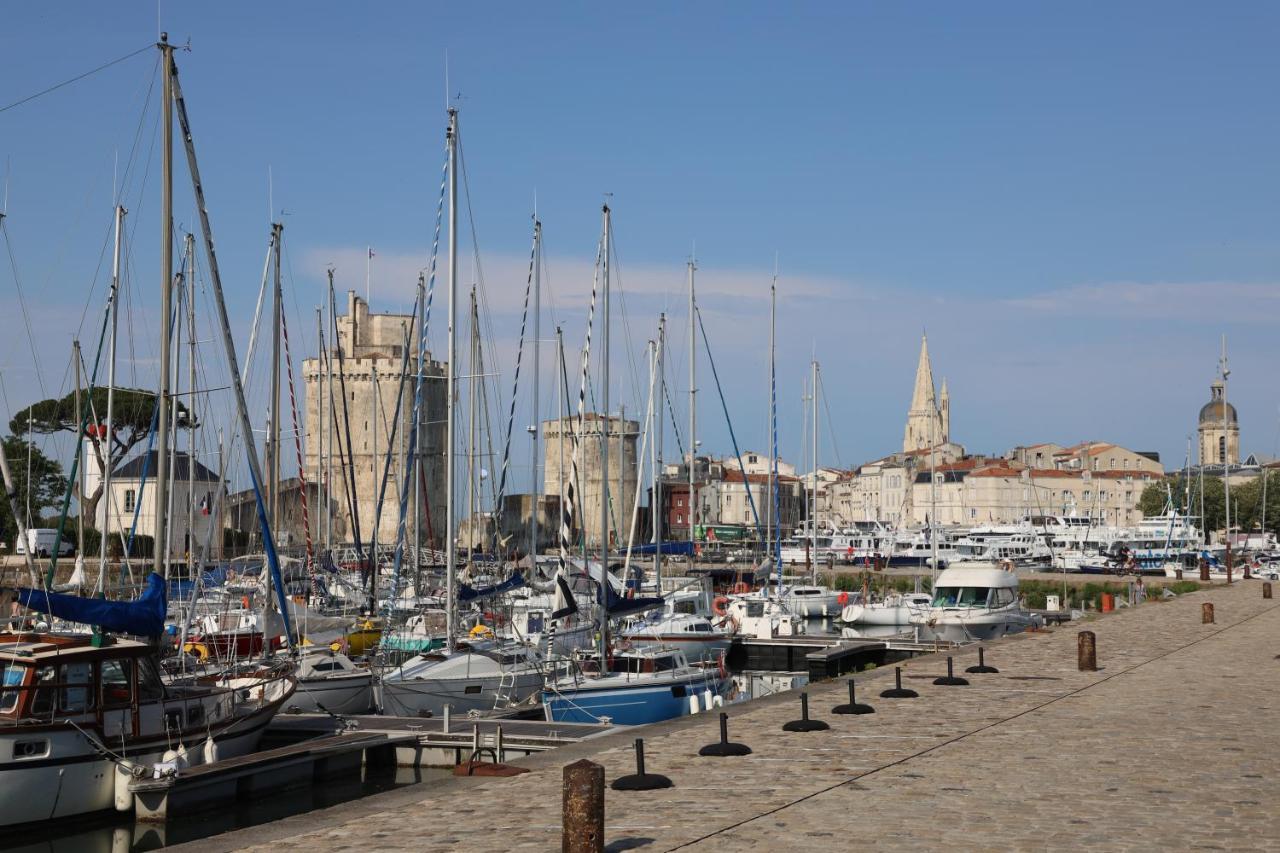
73,340 -> 83,579
316,306 -> 326,551
687,257 -> 696,559
98,204 -> 125,593
370,360 -> 379,610
770,272 -> 782,591
601,206 -> 612,559
413,271 -> 425,566
269,222 -> 283,530
466,287 -> 478,561
930,397 -> 938,586
812,358 -> 820,584
556,326 -> 566,556
155,33 -> 174,579
1221,336 -> 1232,571
185,232 -> 196,572
653,313 -> 665,587
445,107 -> 459,647
529,220 -> 541,563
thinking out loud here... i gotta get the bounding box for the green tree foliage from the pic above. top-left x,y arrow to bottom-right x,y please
0,436 -> 68,547
9,388 -> 193,526
1139,470 -> 1280,537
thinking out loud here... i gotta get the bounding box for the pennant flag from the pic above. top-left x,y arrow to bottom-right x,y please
551,569 -> 578,621
199,493 -> 211,516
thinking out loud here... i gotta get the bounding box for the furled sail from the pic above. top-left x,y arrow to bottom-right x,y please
17,572 -> 166,637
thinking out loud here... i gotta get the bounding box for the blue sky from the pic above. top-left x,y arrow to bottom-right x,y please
2,2 -> 1279,492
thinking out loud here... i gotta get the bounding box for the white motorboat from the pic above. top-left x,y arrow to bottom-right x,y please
840,592 -> 932,626
618,613 -> 731,662
719,595 -> 805,639
286,647 -> 373,715
910,562 -> 1042,643
780,584 -> 843,617
377,641 -> 545,717
0,631 -> 294,827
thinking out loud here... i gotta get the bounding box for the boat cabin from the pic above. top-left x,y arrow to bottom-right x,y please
928,564 -> 1020,610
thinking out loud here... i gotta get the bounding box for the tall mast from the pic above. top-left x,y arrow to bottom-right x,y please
467,287 -> 478,560
370,360 -> 379,610
413,271 -> 425,566
1221,335 -> 1232,571
653,313 -> 665,587
599,204 -> 612,665
185,232 -> 197,572
811,358 -> 819,583
770,271 -> 782,590
445,107 -> 459,647
687,257 -> 696,558
529,219 -> 542,563
601,205 -> 612,558
556,326 -> 566,554
930,399 -> 938,586
155,33 -> 174,579
269,222 -> 283,530
765,277 -> 774,565
316,306 -> 326,551
98,204 -> 125,593
73,339 -> 83,579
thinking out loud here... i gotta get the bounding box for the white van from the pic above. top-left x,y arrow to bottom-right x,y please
15,528 -> 75,558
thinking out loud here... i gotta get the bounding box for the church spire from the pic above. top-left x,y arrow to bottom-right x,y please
909,333 -> 936,413
903,332 -> 945,453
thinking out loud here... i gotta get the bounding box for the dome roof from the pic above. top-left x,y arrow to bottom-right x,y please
1199,399 -> 1237,425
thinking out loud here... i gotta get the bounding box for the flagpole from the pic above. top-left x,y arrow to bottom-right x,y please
366,246 -> 372,306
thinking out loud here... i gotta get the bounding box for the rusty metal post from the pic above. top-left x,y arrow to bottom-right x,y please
1264,582 -> 1273,600
1176,569 -> 1183,580
563,759 -> 605,853
1227,566 -> 1233,585
1200,562 -> 1210,582
1077,630 -> 1097,672
1244,563 -> 1252,580
1202,602 -> 1215,624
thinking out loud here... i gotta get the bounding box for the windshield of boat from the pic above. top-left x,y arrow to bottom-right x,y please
0,663 -> 25,713
931,586 -> 992,607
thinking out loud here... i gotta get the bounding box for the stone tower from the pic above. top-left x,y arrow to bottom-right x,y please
1197,379 -> 1239,467
303,292 -> 448,551
543,413 -> 640,550
903,334 -> 948,453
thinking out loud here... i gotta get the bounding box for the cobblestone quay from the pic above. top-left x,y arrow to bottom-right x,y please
180,580 -> 1280,852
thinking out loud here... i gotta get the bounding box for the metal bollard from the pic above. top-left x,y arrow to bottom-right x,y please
1200,563 -> 1210,582
1077,630 -> 1097,672
1203,602 -> 1215,624
1265,582 -> 1273,600
563,759 -> 605,853
1176,569 -> 1183,581
1227,567 -> 1233,585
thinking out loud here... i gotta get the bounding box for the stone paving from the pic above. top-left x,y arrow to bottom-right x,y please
179,579 -> 1280,852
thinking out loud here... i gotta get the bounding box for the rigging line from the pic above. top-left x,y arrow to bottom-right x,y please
818,367 -> 843,470
0,44 -> 154,115
493,222 -> 538,542
278,300 -> 315,582
694,304 -> 762,537
0,220 -> 50,401
604,226 -> 644,419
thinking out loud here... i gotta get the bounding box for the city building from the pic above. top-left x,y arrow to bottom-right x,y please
88,450 -> 225,559
1198,378 -> 1239,467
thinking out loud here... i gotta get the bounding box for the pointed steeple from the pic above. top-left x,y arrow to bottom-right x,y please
909,333 -> 936,413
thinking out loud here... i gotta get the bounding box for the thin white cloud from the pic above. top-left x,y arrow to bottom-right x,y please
1003,281 -> 1280,322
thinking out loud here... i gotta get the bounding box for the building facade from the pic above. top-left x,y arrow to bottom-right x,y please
89,450 -> 225,559
1198,379 -> 1240,467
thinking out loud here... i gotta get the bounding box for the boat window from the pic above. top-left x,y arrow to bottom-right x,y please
0,664 -> 25,714
136,657 -> 165,702
310,660 -> 346,672
100,659 -> 134,707
673,600 -> 697,615
653,655 -> 678,672
60,662 -> 95,713
746,601 -> 764,618
957,587 -> 989,607
993,588 -> 1016,607
526,613 -> 545,635
463,685 -> 482,695
671,684 -> 687,698
30,666 -> 56,718
691,622 -> 712,633
931,587 -> 960,607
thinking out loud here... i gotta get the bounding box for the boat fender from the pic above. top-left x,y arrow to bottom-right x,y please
701,688 -> 714,711
688,693 -> 701,715
837,591 -> 849,607
712,596 -> 731,617
202,736 -> 219,765
113,764 -> 134,812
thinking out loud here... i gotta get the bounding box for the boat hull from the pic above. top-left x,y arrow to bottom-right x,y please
542,673 -> 730,726
377,671 -> 543,718
288,671 -> 374,715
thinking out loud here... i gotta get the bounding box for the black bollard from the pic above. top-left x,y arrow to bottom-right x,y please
879,666 -> 919,699
611,738 -> 673,790
933,656 -> 970,687
966,646 -> 999,674
832,679 -> 875,715
699,712 -> 753,756
782,692 -> 830,732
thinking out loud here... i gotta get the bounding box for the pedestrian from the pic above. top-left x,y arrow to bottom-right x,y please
1133,576 -> 1145,605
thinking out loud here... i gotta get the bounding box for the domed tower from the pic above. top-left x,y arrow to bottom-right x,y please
1198,379 -> 1238,467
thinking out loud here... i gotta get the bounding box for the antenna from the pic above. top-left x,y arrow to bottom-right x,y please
268,165 -> 273,226
1220,334 -> 1230,381
444,49 -> 450,111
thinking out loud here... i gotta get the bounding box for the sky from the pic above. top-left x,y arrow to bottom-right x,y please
2,1 -> 1279,497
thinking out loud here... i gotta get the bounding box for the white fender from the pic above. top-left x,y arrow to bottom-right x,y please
688,693 -> 701,715
202,735 -> 219,765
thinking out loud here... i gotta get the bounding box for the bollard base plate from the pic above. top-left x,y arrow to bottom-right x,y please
612,772 -> 673,791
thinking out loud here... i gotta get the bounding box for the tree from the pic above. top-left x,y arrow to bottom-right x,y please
9,388 -> 194,526
0,436 -> 68,547
1138,473 -> 1225,538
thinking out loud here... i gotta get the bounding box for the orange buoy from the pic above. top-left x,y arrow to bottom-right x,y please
837,591 -> 849,607
712,596 -> 731,617
1101,593 -> 1115,613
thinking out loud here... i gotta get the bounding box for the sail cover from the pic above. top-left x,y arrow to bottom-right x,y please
17,572 -> 167,637
458,571 -> 526,603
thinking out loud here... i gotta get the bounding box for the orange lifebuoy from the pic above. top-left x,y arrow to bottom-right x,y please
241,595 -> 250,609
837,591 -> 849,607
712,596 -> 731,617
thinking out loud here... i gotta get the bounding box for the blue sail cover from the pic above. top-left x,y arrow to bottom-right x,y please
626,541 -> 696,557
598,582 -> 663,618
18,572 -> 167,637
458,571 -> 526,603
